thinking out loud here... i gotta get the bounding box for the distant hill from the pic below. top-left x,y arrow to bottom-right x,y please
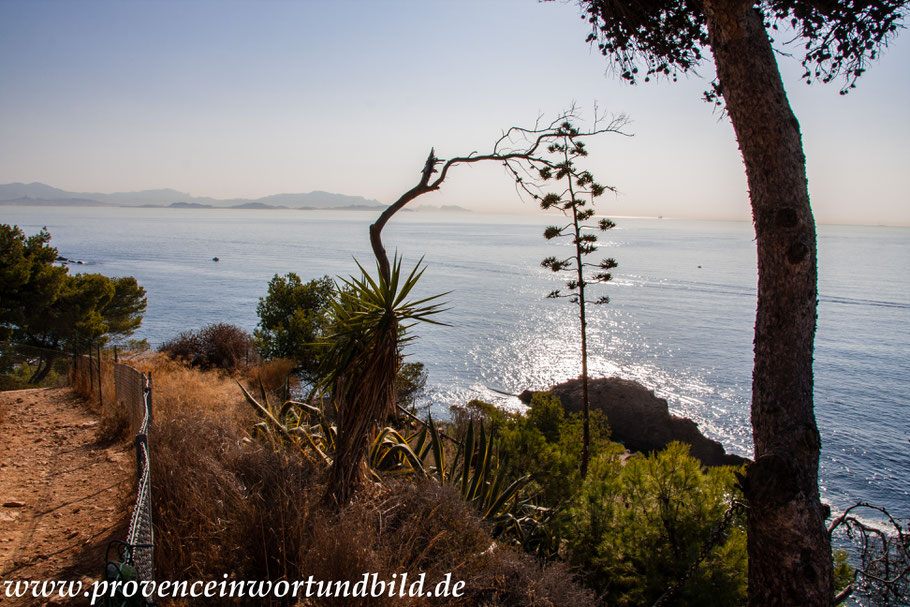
412,204 -> 472,213
229,202 -> 288,209
169,202 -> 213,209
0,182 -> 385,210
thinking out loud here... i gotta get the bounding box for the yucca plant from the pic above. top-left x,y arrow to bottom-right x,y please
420,415 -> 559,551
240,375 -> 552,551
316,255 -> 447,505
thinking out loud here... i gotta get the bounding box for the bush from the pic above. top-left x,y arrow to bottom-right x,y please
159,323 -> 256,372
463,392 -> 610,509
397,360 -> 427,410
566,442 -> 747,606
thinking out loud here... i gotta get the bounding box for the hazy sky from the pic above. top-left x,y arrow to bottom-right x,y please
1,1 -> 908,225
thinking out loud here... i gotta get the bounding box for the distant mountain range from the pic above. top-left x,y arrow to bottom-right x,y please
0,182 -> 389,210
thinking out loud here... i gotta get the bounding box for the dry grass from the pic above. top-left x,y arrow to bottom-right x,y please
96,397 -> 132,444
125,353 -> 251,422
71,351 -> 252,443
152,411 -> 315,583
132,355 -> 596,606
303,480 -> 599,607
246,357 -> 298,395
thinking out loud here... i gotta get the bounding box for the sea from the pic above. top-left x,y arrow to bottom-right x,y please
3,205 -> 908,517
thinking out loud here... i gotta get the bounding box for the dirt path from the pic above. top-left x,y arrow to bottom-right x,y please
0,388 -> 132,606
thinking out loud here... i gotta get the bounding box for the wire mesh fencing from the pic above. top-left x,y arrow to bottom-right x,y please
111,362 -> 155,591
115,361 -> 148,436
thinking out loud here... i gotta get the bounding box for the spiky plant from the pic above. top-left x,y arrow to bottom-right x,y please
317,256 -> 447,505
537,121 -> 617,478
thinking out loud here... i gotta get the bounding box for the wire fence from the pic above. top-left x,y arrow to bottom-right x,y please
112,361 -> 156,591
2,342 -> 156,595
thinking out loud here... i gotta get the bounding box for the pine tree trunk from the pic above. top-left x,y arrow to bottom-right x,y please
703,2 -> 833,605
29,352 -> 56,384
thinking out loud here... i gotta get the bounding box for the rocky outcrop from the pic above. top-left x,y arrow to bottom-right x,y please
518,377 -> 749,467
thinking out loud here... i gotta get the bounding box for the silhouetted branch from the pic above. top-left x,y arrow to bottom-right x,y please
828,502 -> 910,604
368,110 -> 630,281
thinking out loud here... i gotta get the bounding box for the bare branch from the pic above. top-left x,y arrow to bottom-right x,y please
828,501 -> 910,603
369,110 -> 630,282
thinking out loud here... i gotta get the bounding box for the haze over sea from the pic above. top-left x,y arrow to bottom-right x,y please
5,205 -> 908,515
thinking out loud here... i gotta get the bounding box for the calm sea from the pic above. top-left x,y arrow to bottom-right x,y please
4,205 -> 908,515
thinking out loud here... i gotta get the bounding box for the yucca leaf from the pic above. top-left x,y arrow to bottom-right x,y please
413,424 -> 430,461
428,414 -> 445,477
257,375 -> 270,409
289,426 -> 332,465
467,422 -> 490,502
461,419 -> 475,497
483,476 -> 529,520
370,427 -> 394,464
286,400 -> 321,416
447,437 -> 463,485
238,381 -> 290,437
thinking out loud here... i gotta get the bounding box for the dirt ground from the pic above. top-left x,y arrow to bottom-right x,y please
0,388 -> 132,606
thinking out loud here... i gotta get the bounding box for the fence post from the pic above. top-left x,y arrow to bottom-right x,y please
97,343 -> 103,409
114,345 -> 118,363
88,346 -> 95,394
135,434 -> 147,479
147,372 -> 153,427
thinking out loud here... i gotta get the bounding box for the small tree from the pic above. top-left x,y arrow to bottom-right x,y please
318,257 -> 447,505
536,121 -> 618,478
1,224 -> 146,382
254,273 -> 334,381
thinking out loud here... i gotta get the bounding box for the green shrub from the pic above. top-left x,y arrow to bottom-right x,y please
254,273 -> 335,380
566,442 -> 747,606
497,392 -> 610,508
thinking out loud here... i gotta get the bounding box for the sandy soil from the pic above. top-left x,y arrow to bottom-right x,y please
0,388 -> 132,606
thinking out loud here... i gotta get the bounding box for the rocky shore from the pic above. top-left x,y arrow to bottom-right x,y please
519,376 -> 749,467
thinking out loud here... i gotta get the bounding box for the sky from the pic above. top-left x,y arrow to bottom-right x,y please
1,0 -> 908,225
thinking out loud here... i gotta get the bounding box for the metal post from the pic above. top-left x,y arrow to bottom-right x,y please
88,346 -> 94,393
97,343 -> 103,408
114,345 -> 118,363
146,372 -> 153,427
135,434 -> 147,479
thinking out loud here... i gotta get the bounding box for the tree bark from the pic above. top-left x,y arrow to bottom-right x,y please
703,2 -> 833,605
29,353 -> 54,384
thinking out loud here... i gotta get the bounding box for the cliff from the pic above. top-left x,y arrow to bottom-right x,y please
519,376 -> 749,467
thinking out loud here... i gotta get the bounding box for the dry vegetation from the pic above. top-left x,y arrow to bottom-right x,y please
131,353 -> 596,606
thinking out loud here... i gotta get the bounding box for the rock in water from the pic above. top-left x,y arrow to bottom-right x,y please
519,377 -> 748,467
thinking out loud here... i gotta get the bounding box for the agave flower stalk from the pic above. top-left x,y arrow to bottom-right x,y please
537,121 -> 618,479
